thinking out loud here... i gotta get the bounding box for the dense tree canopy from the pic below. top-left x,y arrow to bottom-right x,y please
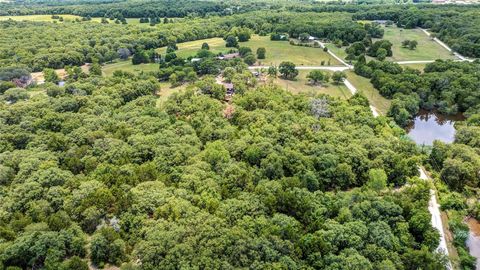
1,1 -> 477,269
0,68 -> 445,268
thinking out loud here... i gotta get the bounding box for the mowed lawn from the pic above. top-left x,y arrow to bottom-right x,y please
378,26 -> 455,61
346,71 -> 391,115
326,26 -> 455,62
272,70 -> 352,99
157,38 -> 229,58
157,35 -> 341,66
102,60 -> 158,76
0,14 -> 82,22
243,36 -> 341,66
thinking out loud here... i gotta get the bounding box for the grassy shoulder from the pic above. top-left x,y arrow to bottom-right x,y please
271,70 -> 352,99
102,61 -> 158,76
325,44 -> 349,62
346,71 -> 391,115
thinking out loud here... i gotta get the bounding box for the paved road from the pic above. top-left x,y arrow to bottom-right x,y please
343,79 -> 356,94
318,42 -> 353,68
396,60 -> 435,65
419,167 -> 453,270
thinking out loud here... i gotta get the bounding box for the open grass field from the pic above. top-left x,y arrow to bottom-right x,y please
326,26 -> 456,62
0,14 -> 83,22
102,61 -> 158,76
272,70 -> 352,99
377,26 -> 456,61
157,35 -> 341,66
156,82 -> 189,106
0,15 -> 145,25
346,71 -> 391,115
243,36 -> 341,66
157,38 -> 228,58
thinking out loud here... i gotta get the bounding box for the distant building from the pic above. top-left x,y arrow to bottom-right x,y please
217,52 -> 240,60
373,20 -> 388,24
224,83 -> 234,93
308,36 -> 316,41
191,58 -> 201,62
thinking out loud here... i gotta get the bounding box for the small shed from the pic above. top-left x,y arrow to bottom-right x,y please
218,52 -> 240,60
373,20 -> 388,24
224,83 -> 234,93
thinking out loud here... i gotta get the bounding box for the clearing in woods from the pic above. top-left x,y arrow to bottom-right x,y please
378,25 -> 456,61
157,35 -> 341,66
325,25 -> 456,62
156,38 -> 228,58
242,35 -> 341,66
0,14 -> 83,22
102,61 -> 159,76
272,70 -> 352,99
156,82 -> 189,107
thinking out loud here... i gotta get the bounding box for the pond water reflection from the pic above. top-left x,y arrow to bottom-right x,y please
406,110 -> 465,145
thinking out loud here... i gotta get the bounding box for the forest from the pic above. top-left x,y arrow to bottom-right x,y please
1,0 -> 480,269
0,71 -> 443,269
0,11 -> 371,71
353,60 -> 480,125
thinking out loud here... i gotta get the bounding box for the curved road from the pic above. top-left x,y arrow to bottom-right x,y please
420,167 -> 453,270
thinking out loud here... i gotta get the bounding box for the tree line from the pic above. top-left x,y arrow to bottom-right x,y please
0,11 -> 380,72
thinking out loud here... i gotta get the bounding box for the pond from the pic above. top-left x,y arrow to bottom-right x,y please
406,110 -> 465,145
466,218 -> 480,269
